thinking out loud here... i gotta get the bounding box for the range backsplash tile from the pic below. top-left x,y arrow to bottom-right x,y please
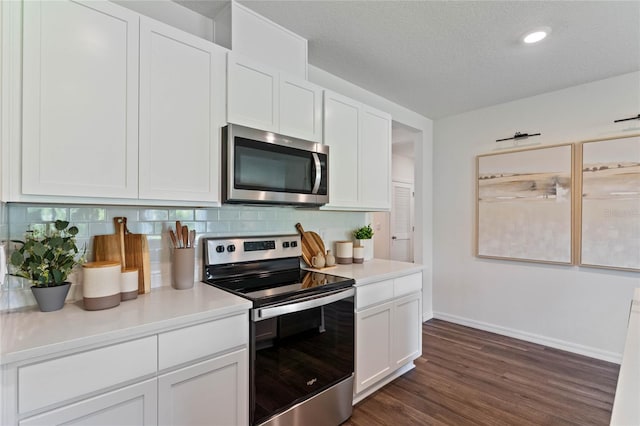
1,203 -> 368,311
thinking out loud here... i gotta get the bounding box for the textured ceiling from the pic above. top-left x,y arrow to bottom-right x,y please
177,1 -> 640,120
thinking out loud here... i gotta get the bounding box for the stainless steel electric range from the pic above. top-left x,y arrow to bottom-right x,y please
203,235 -> 355,426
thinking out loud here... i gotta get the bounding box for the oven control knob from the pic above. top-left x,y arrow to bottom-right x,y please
283,241 -> 290,248
227,244 -> 236,253
215,245 -> 225,253
290,241 -> 297,248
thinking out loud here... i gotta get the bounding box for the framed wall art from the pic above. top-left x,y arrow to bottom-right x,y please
578,135 -> 640,271
476,144 -> 574,264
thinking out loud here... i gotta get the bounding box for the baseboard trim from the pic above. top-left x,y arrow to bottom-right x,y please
423,311 -> 434,322
432,311 -> 622,364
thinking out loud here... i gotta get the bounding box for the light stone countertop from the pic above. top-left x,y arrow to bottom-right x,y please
0,283 -> 251,365
610,288 -> 640,426
305,258 -> 424,285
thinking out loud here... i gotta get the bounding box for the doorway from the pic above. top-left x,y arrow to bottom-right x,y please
373,122 -> 420,263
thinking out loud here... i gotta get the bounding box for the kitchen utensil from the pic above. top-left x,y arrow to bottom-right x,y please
169,229 -> 178,248
295,223 -> 326,268
189,229 -> 196,248
175,221 -> 182,247
182,225 -> 189,248
114,217 -> 151,294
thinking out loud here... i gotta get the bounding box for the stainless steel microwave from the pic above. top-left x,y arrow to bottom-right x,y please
222,124 -> 329,206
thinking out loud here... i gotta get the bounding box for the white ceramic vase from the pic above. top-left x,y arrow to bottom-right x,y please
355,238 -> 374,261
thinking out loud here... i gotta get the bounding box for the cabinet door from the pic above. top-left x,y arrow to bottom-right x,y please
393,292 -> 422,367
139,17 -> 223,203
228,53 -> 278,132
359,106 -> 391,210
355,302 -> 393,394
22,0 -> 139,198
158,348 -> 248,426
279,74 -> 322,142
323,91 -> 359,208
19,379 -> 157,426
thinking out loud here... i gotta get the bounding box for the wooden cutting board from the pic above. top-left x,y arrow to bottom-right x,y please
94,217 -> 151,294
295,223 -> 327,268
93,218 -> 126,268
119,217 -> 151,295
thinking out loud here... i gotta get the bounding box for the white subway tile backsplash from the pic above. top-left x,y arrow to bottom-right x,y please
139,209 -> 169,221
26,207 -> 69,222
2,203 -> 367,311
195,209 -> 218,221
168,209 -> 194,221
70,207 -> 107,222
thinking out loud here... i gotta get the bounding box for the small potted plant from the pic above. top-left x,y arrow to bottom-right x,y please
353,224 -> 375,261
10,220 -> 85,312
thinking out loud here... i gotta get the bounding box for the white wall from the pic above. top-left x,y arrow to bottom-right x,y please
392,154 -> 414,183
433,71 -> 640,362
309,65 -> 434,320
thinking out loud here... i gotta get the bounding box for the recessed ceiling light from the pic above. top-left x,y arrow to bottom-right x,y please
523,27 -> 551,44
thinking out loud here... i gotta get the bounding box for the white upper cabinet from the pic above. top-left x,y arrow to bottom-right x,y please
228,54 -> 279,133
22,0 -> 139,199
139,17 -> 225,202
359,106 -> 392,209
228,53 -> 323,142
279,73 -> 323,142
323,91 -> 392,211
323,91 -> 360,207
214,1 -> 307,79
11,1 -> 227,205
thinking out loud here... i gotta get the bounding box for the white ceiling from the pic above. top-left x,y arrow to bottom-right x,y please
176,0 -> 640,120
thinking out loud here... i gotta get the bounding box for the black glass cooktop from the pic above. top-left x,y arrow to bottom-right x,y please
204,265 -> 354,307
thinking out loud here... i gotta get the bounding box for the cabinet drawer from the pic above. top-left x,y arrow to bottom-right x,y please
158,313 -> 248,371
356,279 -> 393,310
18,336 -> 157,414
394,273 -> 422,298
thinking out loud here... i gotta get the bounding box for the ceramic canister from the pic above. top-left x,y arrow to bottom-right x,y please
335,241 -> 353,264
120,267 -> 139,301
353,246 -> 365,264
83,261 -> 121,311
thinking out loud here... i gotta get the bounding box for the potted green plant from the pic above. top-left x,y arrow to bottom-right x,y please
10,220 -> 85,312
353,224 -> 375,261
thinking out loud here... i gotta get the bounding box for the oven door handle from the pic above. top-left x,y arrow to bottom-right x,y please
253,287 -> 354,321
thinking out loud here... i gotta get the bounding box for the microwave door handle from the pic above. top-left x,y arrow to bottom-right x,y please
253,288 -> 354,321
311,153 -> 321,194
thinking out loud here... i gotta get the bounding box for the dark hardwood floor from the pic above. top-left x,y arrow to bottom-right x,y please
344,319 -> 620,426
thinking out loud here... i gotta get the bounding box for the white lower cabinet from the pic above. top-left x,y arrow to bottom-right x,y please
355,301 -> 393,393
158,349 -> 248,426
3,313 -> 249,426
19,379 -> 157,426
354,273 -> 422,398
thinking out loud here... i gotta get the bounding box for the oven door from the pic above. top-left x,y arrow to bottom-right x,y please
250,288 -> 354,425
223,124 -> 329,206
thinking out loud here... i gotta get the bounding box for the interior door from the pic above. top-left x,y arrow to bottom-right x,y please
390,181 -> 414,262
